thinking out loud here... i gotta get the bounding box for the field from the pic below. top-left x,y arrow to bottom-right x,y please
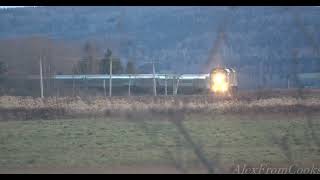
0,90 -> 320,173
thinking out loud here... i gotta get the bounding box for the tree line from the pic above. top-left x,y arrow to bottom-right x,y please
0,61 -> 8,94
73,41 -> 136,75
0,38 -> 140,96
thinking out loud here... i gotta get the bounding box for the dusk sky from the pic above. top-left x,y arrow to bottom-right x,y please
0,6 -> 24,8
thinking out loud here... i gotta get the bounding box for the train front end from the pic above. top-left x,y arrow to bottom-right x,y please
209,68 -> 237,96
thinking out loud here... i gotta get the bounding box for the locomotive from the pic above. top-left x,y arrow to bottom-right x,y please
209,67 -> 238,96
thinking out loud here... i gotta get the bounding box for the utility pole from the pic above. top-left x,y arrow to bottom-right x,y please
152,60 -> 157,96
39,56 -> 44,98
165,75 -> 168,96
128,75 -> 131,96
141,59 -> 161,96
292,49 -> 300,88
172,75 -> 180,96
109,57 -> 113,97
259,60 -> 264,89
175,77 -> 180,95
73,75 -> 75,97
173,76 -> 175,96
103,79 -> 106,97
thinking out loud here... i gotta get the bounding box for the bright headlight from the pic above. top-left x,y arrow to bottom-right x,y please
220,83 -> 228,92
211,72 -> 228,93
212,73 -> 226,84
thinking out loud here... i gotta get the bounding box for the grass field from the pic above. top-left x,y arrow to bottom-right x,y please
1,91 -> 320,173
0,112 -> 320,173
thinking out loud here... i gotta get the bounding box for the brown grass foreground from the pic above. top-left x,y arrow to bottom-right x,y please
1,91 -> 320,121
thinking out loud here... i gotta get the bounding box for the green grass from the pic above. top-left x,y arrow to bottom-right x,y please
0,113 -> 320,171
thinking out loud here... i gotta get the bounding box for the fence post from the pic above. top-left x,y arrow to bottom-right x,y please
39,56 -> 44,98
109,57 -> 113,97
128,75 -> 131,96
165,75 -> 168,96
103,79 -> 106,97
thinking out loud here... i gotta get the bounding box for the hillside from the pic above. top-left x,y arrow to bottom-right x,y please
0,6 -> 319,89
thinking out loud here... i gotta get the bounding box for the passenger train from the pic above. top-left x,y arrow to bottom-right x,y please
52,67 -> 238,96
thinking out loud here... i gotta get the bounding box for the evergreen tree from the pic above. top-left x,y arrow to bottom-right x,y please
112,57 -> 124,74
0,61 -> 8,90
125,61 -> 136,74
75,60 -> 89,74
100,48 -> 112,74
73,41 -> 100,74
100,48 -> 123,74
0,61 -> 6,75
83,41 -> 99,74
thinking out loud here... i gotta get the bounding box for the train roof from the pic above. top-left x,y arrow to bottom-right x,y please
53,74 -> 210,80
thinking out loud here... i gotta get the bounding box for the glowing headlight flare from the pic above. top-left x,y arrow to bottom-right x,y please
220,82 -> 228,92
212,73 -> 226,84
211,72 -> 229,93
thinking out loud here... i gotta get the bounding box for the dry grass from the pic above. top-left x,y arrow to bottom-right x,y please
1,91 -> 320,173
0,93 -> 320,121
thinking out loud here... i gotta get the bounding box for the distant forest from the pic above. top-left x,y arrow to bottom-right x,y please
0,6 -> 319,93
